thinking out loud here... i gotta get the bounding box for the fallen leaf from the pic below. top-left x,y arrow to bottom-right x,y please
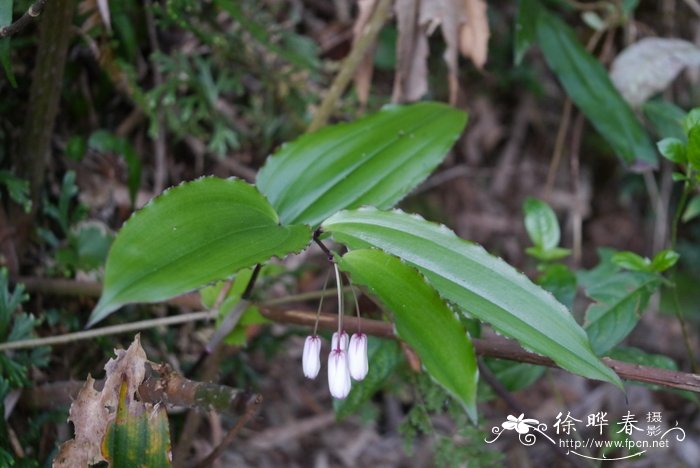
54,335 -> 149,467
610,38 -> 700,107
459,0 -> 489,69
353,0 -> 379,108
392,0 -> 490,104
392,0 -> 429,103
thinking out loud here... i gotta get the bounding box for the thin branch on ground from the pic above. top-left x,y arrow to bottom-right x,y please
0,0 -> 49,38
260,308 -> 700,394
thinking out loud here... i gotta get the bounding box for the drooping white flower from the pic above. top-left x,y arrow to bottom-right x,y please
302,335 -> 321,379
328,348 -> 351,399
348,333 -> 368,381
331,331 -> 348,351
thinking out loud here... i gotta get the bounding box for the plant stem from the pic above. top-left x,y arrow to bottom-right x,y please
0,0 -> 50,38
0,311 -> 215,351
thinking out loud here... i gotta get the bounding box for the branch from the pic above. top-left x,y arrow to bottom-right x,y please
260,308 -> 700,394
0,0 -> 49,39
20,362 -> 259,417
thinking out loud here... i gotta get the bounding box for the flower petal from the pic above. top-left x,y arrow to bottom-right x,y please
348,333 -> 368,381
302,335 -> 322,379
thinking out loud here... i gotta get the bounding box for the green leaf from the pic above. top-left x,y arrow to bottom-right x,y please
89,177 -> 311,327
656,137 -> 687,164
514,0 -> 540,65
650,249 -> 679,272
523,197 -> 561,251
526,245 -> 571,262
579,257 -> 661,355
683,108 -> 700,133
643,99 -> 686,140
323,208 -> 622,388
480,359 -> 545,400
339,249 -> 478,420
687,126 -> 700,170
537,263 -> 577,310
257,102 -> 467,226
215,0 -> 319,71
612,251 -> 651,272
682,194 -> 700,222
0,170 -> 31,212
102,379 -> 171,467
536,10 -> 657,168
334,338 -> 403,420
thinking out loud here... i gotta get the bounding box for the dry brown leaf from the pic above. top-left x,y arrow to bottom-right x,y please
392,0 -> 490,104
353,0 -> 379,108
459,0 -> 489,69
392,0 -> 429,103
53,335 -> 148,467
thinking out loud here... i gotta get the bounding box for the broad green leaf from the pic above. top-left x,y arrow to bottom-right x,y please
536,10 -> 657,168
537,263 -> 577,310
683,108 -> 700,133
323,208 -> 622,388
89,177 -> 311,327
339,249 -> 478,420
514,0 -> 540,65
102,379 -> 171,467
657,137 -> 687,164
643,99 -> 686,140
523,197 -> 560,251
687,126 -> 700,170
480,359 -> 545,401
682,194 -> 700,223
579,258 -> 661,355
650,249 -> 679,272
334,338 -> 403,420
257,102 -> 467,226
612,251 -> 651,272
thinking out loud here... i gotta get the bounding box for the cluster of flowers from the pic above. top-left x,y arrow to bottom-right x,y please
302,330 -> 368,399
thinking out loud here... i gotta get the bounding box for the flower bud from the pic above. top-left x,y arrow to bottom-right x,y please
302,335 -> 321,379
328,349 -> 351,399
348,333 -> 368,381
331,331 -> 348,351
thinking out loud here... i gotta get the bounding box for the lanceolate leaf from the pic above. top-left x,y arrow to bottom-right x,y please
514,0 -> 540,65
536,10 -> 657,168
323,208 -> 621,388
339,249 -> 478,420
89,177 -> 311,327
256,102 -> 467,226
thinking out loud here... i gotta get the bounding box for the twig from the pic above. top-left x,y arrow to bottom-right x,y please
0,0 -> 49,38
569,112 -> 585,266
544,99 -> 572,196
491,95 -> 532,196
192,394 -> 263,468
0,311 -> 216,351
260,308 -> 700,393
21,363 -> 257,417
144,0 -> 168,194
15,276 -> 202,309
307,0 -> 392,132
